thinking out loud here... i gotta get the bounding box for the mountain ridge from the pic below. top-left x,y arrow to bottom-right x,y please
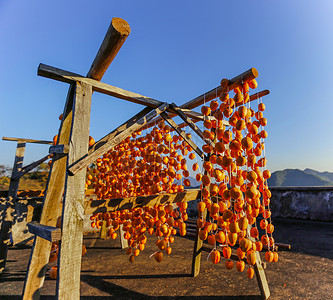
268,168 -> 333,187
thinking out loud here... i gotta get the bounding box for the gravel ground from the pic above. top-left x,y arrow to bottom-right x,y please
0,218 -> 332,299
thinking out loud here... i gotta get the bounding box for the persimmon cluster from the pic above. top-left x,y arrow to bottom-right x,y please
196,77 -> 277,278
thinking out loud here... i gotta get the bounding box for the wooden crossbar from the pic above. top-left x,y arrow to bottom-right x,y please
84,189 -> 201,215
38,63 -> 208,122
27,222 -> 61,243
2,136 -> 53,144
12,154 -> 51,181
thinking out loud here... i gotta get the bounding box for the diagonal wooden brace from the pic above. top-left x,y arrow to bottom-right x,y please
160,111 -> 204,158
68,102 -> 170,176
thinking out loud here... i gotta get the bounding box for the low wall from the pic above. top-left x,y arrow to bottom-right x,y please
269,186 -> 333,221
188,186 -> 333,222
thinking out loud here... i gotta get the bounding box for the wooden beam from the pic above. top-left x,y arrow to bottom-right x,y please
57,82 -> 93,299
12,154 -> 51,181
160,111 -> 204,158
27,222 -> 61,242
2,136 -> 53,145
38,63 -> 209,122
84,189 -> 201,215
0,141 -> 26,274
22,85 -> 76,299
23,19 -> 131,298
49,144 -> 70,154
169,103 -> 212,146
181,67 -> 259,110
247,226 -> 270,299
87,18 -> 131,81
68,103 -> 169,176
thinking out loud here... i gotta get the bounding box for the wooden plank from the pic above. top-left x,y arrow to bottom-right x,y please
247,226 -> 270,299
49,144 -> 70,154
100,220 -> 107,239
27,222 -> 61,242
191,207 -> 206,277
38,64 -> 209,122
0,141 -> 26,274
160,111 -> 204,158
87,18 -> 131,81
56,82 -> 92,299
12,154 -> 51,181
2,137 -> 53,144
191,152 -> 212,277
68,103 -> 169,176
22,85 -> 76,299
84,189 -> 201,215
181,67 -> 259,110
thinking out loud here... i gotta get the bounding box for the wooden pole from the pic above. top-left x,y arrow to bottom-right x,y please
0,141 -> 26,274
22,18 -> 131,299
87,18 -> 131,81
56,82 -> 92,299
2,137 -> 52,144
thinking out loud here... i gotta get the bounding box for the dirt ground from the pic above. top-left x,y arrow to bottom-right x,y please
0,218 -> 332,299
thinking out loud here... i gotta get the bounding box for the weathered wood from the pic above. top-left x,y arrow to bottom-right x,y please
0,141 -> 26,274
247,226 -> 270,299
182,68 -> 259,110
87,18 -> 131,81
22,85 -> 76,299
27,222 -> 61,242
38,63 -> 208,122
49,144 -> 70,154
160,111 -> 204,158
191,208 -> 207,277
84,189 -> 201,215
100,220 -> 107,239
169,103 -> 215,147
56,82 -> 92,299
12,154 -> 51,181
2,137 -> 53,144
68,103 -> 169,176
119,224 -> 128,249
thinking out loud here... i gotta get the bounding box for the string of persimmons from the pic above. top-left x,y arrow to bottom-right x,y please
48,75 -> 277,280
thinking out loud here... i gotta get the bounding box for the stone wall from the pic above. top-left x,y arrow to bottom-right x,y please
188,186 -> 333,222
269,187 -> 333,221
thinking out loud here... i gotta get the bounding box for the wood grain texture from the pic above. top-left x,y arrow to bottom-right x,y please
84,189 -> 201,215
38,63 -> 210,122
56,82 -> 92,299
182,67 -> 258,110
68,103 -> 169,175
160,111 -> 204,158
27,222 -> 61,243
247,226 -> 270,299
2,137 -> 53,144
0,141 -> 26,274
87,18 -> 130,81
22,85 -> 76,299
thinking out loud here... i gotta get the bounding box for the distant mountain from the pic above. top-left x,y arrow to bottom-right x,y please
268,169 -> 333,187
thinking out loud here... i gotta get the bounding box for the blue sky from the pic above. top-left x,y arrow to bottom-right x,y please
1,0 -> 333,172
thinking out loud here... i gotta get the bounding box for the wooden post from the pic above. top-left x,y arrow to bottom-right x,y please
56,82 -> 92,299
0,140 -> 26,274
22,17 -> 131,299
247,227 -> 270,299
119,224 -> 128,249
22,86 -> 77,299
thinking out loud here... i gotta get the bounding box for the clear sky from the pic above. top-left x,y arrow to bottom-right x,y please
1,0 -> 333,173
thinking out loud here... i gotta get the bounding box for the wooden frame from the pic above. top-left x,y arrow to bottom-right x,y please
0,137 -> 52,274
20,17 -> 271,300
